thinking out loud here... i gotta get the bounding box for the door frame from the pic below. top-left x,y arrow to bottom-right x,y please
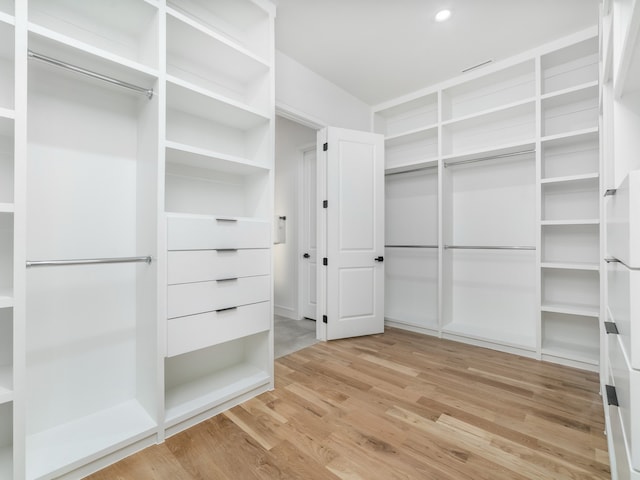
296,142 -> 317,322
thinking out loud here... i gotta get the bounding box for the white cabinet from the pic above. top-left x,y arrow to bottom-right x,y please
607,170 -> 640,267
0,0 -> 274,478
373,27 -> 600,367
608,261 -> 640,369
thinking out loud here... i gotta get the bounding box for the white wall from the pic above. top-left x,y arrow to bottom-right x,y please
274,116 -> 316,319
275,50 -> 371,131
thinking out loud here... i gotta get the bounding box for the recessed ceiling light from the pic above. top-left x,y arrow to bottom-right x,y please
435,9 -> 451,22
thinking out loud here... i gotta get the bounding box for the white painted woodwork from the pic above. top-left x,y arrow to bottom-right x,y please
167,214 -> 271,250
607,170 -> 640,268
609,261 -> 640,370
322,127 -> 385,340
168,249 -> 270,285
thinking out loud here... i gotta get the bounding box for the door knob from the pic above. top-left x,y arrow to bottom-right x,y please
374,256 -> 384,262
303,253 -> 310,258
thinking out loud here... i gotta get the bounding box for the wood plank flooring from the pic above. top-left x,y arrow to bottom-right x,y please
86,328 -> 610,479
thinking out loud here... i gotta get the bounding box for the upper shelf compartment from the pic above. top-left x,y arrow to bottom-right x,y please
441,60 -> 535,122
166,8 -> 271,113
167,0 -> 272,62
373,93 -> 438,138
28,0 -> 159,71
541,35 -> 598,95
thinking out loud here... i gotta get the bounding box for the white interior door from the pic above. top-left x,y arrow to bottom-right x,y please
301,147 -> 317,320
319,127 -> 385,340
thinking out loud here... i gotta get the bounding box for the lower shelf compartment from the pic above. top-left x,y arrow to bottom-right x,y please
442,321 -> 536,351
541,311 -> 599,367
165,331 -> 272,428
26,399 -> 156,480
542,339 -> 599,366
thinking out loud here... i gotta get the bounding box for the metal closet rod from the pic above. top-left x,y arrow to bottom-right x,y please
385,245 -> 438,249
28,50 -> 154,99
444,245 -> 536,251
444,149 -> 535,168
26,256 -> 153,268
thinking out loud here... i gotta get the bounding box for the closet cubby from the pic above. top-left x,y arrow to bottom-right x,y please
541,176 -> 599,222
0,402 -> 11,480
164,330 -> 271,435
541,84 -> 599,138
385,127 -> 438,171
541,224 -> 599,265
0,19 -> 14,114
541,312 -> 599,364
541,129 -> 599,179
373,93 -> 437,138
541,268 -> 599,314
541,36 -> 598,95
167,0 -> 270,61
25,45 -> 159,478
166,9 -> 270,113
28,0 -> 159,71
441,100 -> 535,156
441,60 -> 535,121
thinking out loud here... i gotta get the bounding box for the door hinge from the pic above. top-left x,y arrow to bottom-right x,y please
323,257 -> 328,266
323,142 -> 328,151
323,200 -> 328,208
606,385 -> 619,406
323,315 -> 327,324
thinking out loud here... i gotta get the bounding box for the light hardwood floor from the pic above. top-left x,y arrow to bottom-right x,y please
86,328 -> 610,479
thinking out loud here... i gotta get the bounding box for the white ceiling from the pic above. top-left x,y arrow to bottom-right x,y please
274,0 -> 600,106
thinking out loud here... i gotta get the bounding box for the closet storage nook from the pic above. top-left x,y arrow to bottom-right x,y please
3,0 -> 275,478
374,26 -> 601,369
601,0 -> 640,477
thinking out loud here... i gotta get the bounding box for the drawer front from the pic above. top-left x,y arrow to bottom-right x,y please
607,170 -> 640,268
167,215 -> 270,250
168,249 -> 270,285
168,275 -> 270,319
609,333 -> 640,471
167,301 -> 271,357
608,261 -> 640,369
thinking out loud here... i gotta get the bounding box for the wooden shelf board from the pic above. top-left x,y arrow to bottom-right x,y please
442,321 -> 536,351
540,172 -> 599,184
541,303 -> 599,318
385,158 -> 438,175
540,219 -> 599,226
540,80 -> 599,101
0,366 -> 12,404
26,399 -> 157,480
540,261 -> 599,271
165,141 -> 269,175
441,97 -> 536,127
166,76 -> 269,130
165,363 -> 271,426
540,126 -> 599,145
385,124 -> 438,144
0,11 -> 14,27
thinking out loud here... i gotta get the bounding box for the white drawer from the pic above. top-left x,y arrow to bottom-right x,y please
167,301 -> 271,357
607,371 -> 640,479
607,169 -> 640,268
168,249 -> 270,285
168,275 -> 270,319
608,261 -> 640,369
167,214 -> 270,250
609,333 -> 640,472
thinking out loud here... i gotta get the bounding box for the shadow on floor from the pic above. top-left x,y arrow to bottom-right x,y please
274,315 -> 318,358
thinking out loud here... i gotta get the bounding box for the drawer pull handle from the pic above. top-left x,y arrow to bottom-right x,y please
216,277 -> 238,282
216,306 -> 238,313
216,218 -> 238,223
604,322 -> 619,335
606,385 -> 619,407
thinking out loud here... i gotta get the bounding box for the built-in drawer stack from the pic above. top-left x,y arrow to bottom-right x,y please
605,170 -> 640,479
166,214 -> 271,357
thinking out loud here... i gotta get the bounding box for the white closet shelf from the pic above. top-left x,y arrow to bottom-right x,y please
385,124 -> 438,144
442,140 -> 536,166
28,25 -> 159,85
541,303 -> 600,317
166,7 -> 270,69
0,11 -> 14,26
541,261 -> 599,271
26,399 -> 157,480
166,141 -> 270,175
541,340 -> 599,365
540,80 -> 599,101
0,203 -> 13,214
385,158 -> 438,175
541,219 -> 599,226
0,366 -> 12,404
0,108 -> 14,121
165,363 -> 270,426
541,126 -> 599,145
166,77 -> 269,130
441,97 -> 536,127
0,288 -> 13,308
540,172 -> 599,184
442,322 -> 536,351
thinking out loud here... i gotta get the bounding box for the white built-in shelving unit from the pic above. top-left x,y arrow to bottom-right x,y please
374,26 -> 600,369
1,0 -> 275,478
600,0 -> 640,478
